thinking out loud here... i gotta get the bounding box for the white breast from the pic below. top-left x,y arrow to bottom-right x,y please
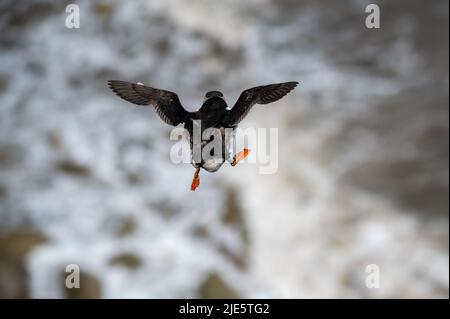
202,157 -> 225,172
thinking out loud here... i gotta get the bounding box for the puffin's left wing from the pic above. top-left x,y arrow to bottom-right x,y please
227,81 -> 298,125
108,80 -> 190,126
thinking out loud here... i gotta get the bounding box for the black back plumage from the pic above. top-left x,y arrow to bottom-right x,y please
197,96 -> 228,128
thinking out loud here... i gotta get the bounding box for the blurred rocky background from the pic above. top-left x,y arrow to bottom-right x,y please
0,0 -> 448,298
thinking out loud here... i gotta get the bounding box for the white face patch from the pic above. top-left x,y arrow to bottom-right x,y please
137,82 -> 144,85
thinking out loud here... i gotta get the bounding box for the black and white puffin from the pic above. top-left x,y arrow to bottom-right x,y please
107,80 -> 298,190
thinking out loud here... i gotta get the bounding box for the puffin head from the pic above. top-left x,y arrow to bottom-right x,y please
204,91 -> 223,100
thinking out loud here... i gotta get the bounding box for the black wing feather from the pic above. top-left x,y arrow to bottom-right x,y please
108,80 -> 189,126
228,81 -> 298,125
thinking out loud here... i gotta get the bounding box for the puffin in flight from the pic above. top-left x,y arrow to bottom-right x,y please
108,80 -> 298,191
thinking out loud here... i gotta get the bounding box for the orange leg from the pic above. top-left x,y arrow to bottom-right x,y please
190,167 -> 201,191
231,148 -> 250,166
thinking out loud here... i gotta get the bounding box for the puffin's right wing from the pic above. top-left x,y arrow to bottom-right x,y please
108,80 -> 190,126
227,81 -> 298,125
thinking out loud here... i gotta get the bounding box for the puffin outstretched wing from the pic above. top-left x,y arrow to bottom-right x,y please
227,81 -> 298,125
108,80 -> 190,126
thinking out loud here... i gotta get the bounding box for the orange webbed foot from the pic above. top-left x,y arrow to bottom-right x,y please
191,167 -> 200,191
231,148 -> 250,166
